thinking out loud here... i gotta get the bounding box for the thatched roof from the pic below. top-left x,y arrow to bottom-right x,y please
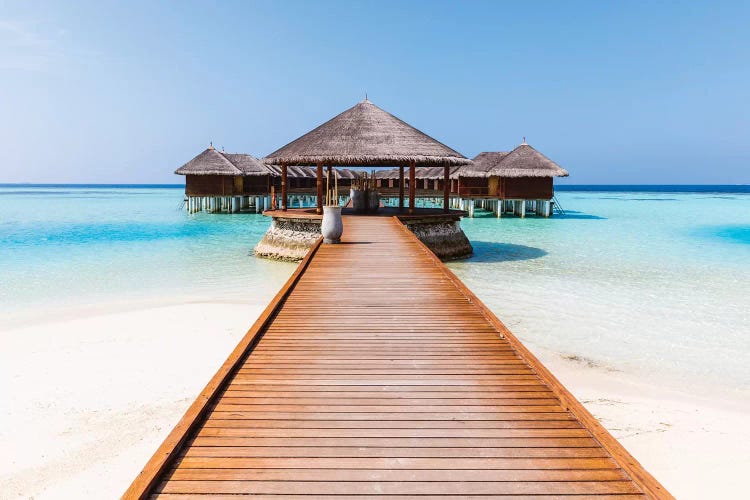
265,99 -> 471,167
175,147 -> 242,176
454,143 -> 569,178
223,153 -> 269,176
175,146 -> 270,176
487,143 -> 568,177
451,152 -> 510,179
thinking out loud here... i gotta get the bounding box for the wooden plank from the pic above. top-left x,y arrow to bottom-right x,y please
173,456 -> 621,469
179,447 -> 611,459
166,467 -> 629,481
155,480 -> 643,495
202,419 -> 584,429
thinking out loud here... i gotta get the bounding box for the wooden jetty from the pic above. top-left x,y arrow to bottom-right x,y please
125,215 -> 670,499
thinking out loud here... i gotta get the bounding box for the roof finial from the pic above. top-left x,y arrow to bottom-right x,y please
522,136 -> 527,145
364,92 -> 368,102
209,141 -> 214,149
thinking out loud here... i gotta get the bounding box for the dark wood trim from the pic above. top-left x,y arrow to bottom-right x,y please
122,238 -> 324,499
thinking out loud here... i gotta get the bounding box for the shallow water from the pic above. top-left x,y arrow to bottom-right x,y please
448,192 -> 750,397
0,186 -> 748,397
0,187 -> 295,322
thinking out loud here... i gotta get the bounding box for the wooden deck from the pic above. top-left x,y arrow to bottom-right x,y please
125,216 -> 670,499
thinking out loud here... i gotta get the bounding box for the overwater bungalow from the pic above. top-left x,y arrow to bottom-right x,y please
176,145 -> 365,213
451,141 -> 569,217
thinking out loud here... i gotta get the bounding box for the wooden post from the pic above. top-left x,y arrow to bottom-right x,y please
398,165 -> 405,212
281,162 -> 288,211
408,160 -> 416,215
316,162 -> 323,215
443,165 -> 450,213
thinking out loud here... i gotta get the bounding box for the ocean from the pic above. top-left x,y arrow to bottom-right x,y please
1,185 -> 748,397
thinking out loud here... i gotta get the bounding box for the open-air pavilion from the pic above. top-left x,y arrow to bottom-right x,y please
264,98 -> 471,215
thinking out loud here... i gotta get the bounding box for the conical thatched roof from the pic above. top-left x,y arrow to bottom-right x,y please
453,143 -> 569,178
487,143 -> 568,177
175,147 -> 271,176
265,99 -> 471,166
175,147 -> 242,176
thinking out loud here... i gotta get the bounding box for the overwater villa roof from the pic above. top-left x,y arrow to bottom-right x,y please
455,143 -> 569,178
175,147 -> 270,176
264,99 -> 471,167
175,147 -> 242,176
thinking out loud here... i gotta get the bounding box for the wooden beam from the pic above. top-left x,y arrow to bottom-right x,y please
398,165 -> 405,212
408,160 -> 416,215
281,162 -> 288,211
316,162 -> 323,214
443,165 -> 450,213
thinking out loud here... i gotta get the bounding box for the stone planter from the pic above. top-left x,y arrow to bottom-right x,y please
321,205 -> 343,244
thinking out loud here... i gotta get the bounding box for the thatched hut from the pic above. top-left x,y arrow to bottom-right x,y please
175,146 -> 275,210
451,141 -> 569,216
264,98 -> 470,214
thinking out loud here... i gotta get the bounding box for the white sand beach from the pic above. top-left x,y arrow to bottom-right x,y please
1,300 -> 748,499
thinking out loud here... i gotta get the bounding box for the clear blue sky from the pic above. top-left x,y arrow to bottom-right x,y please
1,0 -> 748,184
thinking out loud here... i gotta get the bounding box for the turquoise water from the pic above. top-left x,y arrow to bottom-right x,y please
449,191 -> 750,396
0,186 -> 748,396
0,187 -> 295,322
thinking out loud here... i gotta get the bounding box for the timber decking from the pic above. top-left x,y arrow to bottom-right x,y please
126,216 -> 670,499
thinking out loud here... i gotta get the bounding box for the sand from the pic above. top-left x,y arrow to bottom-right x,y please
1,301 -> 748,499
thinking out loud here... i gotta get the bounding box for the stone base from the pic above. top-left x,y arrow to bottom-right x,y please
399,215 -> 473,260
255,214 -> 472,262
254,217 -> 321,261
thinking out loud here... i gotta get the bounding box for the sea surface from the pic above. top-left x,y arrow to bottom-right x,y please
1,185 -> 748,397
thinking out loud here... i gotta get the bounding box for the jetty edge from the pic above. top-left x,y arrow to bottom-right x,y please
124,215 -> 671,499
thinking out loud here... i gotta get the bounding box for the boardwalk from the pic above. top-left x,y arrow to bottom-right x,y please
126,216 -> 669,499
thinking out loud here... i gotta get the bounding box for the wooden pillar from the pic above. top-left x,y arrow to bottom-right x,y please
443,165 -> 450,213
281,162 -> 288,211
316,162 -> 323,215
408,160 -> 416,215
398,165 -> 405,212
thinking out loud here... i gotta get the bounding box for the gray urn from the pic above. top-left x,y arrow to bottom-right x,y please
321,205 -> 343,244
